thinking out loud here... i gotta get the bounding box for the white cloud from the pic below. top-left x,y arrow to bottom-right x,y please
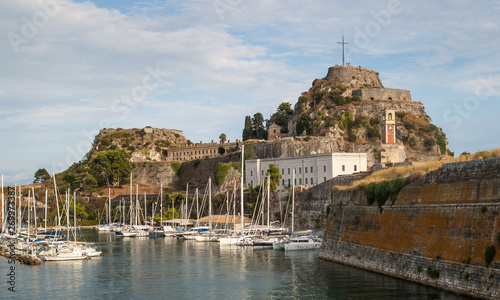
1,0 -> 500,184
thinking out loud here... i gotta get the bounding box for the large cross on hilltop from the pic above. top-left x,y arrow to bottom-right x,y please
337,34 -> 350,66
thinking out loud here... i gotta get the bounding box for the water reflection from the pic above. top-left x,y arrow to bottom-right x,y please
0,230 -> 474,300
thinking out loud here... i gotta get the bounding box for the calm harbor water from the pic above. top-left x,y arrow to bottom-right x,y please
1,230 -> 473,300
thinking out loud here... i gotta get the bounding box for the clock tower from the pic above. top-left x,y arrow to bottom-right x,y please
381,109 -> 396,144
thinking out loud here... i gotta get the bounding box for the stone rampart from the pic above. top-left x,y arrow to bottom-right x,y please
352,88 -> 412,101
319,158 -> 500,299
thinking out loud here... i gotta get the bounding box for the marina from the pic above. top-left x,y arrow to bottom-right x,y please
0,230 -> 474,299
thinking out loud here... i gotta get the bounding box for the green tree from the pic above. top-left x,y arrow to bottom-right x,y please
264,163 -> 282,192
89,150 -> 132,187
296,114 -> 313,136
269,102 -> 293,133
219,133 -> 227,144
252,113 -> 267,139
34,168 -> 50,183
242,116 -> 253,141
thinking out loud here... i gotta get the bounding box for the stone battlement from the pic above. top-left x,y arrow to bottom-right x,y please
352,88 -> 412,101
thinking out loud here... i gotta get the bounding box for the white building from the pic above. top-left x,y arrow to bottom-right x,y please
245,153 -> 367,191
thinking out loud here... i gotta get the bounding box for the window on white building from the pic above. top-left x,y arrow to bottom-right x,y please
282,168 -> 284,175
354,165 -> 357,171
261,170 -> 264,176
310,167 -> 313,173
299,167 -> 302,174
288,179 -> 291,187
250,170 -> 253,176
311,178 -> 313,185
342,165 -> 345,171
288,168 -> 290,174
324,177 -> 326,182
305,178 -> 308,184
294,178 -> 297,185
323,165 -> 326,172
299,178 -> 302,185
305,167 -> 307,174
282,179 -> 285,186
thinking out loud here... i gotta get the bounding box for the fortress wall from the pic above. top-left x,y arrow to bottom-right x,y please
318,159 -> 500,299
353,88 -> 412,101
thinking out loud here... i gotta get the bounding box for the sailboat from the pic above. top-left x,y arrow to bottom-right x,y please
39,186 -> 93,261
194,178 -> 218,242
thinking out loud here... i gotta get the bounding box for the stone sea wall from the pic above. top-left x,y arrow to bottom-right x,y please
319,158 -> 500,299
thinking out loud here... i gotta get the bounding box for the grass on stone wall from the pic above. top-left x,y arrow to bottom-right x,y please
336,147 -> 500,191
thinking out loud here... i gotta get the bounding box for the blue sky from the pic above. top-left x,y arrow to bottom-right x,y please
1,0 -> 500,185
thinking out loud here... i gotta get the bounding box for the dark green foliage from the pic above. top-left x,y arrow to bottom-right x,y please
170,162 -> 181,176
242,115 -> 253,141
395,111 -> 407,118
496,232 -> 500,245
351,96 -> 361,102
193,159 -> 201,169
417,266 -> 422,273
424,138 -> 436,150
348,133 -> 357,142
127,145 -> 135,152
34,168 -> 50,183
264,163 -> 282,192
218,146 -> 226,155
314,90 -> 325,104
351,116 -> 368,129
214,163 -> 241,186
252,112 -> 267,139
370,117 -> 380,126
298,95 -> 309,106
268,102 -> 293,133
304,135 -> 311,141
364,178 -> 407,212
426,267 -> 440,279
481,206 -> 488,214
484,245 -> 496,267
436,135 -> 447,154
403,120 -> 415,130
341,111 -> 353,130
296,114 -> 313,136
231,162 -> 242,172
89,149 -> 132,187
367,126 -> 381,139
244,143 -> 256,160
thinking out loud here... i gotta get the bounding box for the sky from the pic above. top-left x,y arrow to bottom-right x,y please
1,0 -> 500,185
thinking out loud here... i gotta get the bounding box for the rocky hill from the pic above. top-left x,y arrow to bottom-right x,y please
90,127 -> 187,162
284,65 -> 450,164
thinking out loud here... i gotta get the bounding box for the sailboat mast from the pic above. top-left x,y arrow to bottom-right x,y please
28,190 -> 31,240
53,172 -> 61,228
1,175 -> 4,233
32,187 -> 37,234
267,175 -> 270,231
208,177 -> 212,233
129,173 -> 133,226
184,183 -> 188,230
135,184 -> 139,226
292,170 -> 295,236
108,188 -> 111,224
66,190 -> 69,241
45,190 -> 47,232
160,184 -> 163,226
240,144 -> 244,235
195,188 -> 199,228
144,191 -> 146,226
73,191 -> 77,242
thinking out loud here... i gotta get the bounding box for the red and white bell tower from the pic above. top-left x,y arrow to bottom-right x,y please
381,109 -> 396,144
